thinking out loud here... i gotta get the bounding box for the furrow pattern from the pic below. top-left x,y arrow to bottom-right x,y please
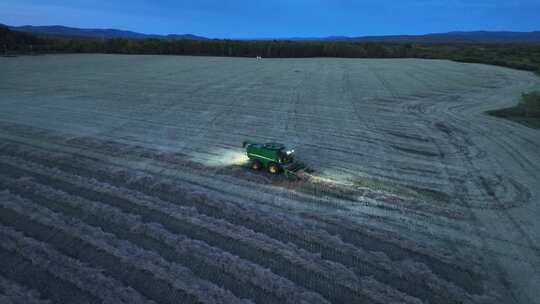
0,174 -> 328,304
0,138 -> 479,269
0,158 -> 389,304
0,217 -> 100,304
0,191 -> 248,304
0,275 -> 51,304
0,148 -> 495,303
0,225 -> 155,304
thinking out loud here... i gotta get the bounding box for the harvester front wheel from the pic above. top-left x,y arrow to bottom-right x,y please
250,160 -> 262,171
268,163 -> 281,174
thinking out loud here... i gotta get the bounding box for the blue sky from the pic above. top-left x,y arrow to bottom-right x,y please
1,0 -> 539,38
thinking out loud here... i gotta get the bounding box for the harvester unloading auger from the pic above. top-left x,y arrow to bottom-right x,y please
242,141 -> 311,180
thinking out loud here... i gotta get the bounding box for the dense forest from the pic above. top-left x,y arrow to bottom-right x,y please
2,25 -> 540,75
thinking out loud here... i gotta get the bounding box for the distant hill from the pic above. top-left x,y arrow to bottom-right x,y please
297,31 -> 540,44
8,25 -> 209,40
5,24 -> 540,43
352,31 -> 540,44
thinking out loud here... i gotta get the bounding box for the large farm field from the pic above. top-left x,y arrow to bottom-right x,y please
1,54 -> 540,304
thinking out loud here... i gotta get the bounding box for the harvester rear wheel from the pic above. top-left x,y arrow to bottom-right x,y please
250,160 -> 262,170
268,163 -> 281,174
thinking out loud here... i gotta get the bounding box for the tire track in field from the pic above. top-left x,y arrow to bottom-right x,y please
343,63 -> 510,303
430,89 -> 540,304
397,75 -> 539,303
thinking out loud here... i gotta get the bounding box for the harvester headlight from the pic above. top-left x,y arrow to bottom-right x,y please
286,149 -> 295,155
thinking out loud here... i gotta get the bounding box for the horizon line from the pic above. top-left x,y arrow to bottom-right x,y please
5,22 -> 540,40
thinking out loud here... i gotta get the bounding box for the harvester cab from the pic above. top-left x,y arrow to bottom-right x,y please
242,140 -> 308,180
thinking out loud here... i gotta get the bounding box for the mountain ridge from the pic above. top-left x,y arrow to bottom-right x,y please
8,25 -> 208,40
6,24 -> 540,43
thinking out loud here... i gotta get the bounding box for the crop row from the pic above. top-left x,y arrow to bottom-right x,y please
0,190 -> 247,304
0,140 -> 484,292
0,274 -> 51,304
0,225 -> 154,304
0,149 -> 490,303
0,137 -> 474,269
0,127 -> 471,245
0,160 -> 394,304
0,174 -> 328,304
0,218 -> 100,304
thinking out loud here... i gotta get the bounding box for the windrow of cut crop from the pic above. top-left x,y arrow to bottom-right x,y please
305,212 -> 486,294
0,145 -> 491,303
0,191 -> 249,304
0,159 -> 397,304
0,174 -> 329,304
0,274 -> 52,304
0,225 -> 155,304
0,220 -> 100,304
0,138 -> 479,271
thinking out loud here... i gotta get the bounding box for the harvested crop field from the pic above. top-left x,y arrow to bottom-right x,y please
1,54 -> 540,304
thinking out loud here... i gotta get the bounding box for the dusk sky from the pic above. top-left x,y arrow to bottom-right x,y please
1,0 -> 539,38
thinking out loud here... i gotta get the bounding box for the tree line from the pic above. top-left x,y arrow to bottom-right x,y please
2,25 -> 539,75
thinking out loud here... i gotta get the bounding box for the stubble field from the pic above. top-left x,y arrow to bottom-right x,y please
1,54 -> 540,304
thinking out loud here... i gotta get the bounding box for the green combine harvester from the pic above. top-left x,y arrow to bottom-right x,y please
242,141 -> 309,180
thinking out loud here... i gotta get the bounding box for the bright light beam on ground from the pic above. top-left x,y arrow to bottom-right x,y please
191,148 -> 249,167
